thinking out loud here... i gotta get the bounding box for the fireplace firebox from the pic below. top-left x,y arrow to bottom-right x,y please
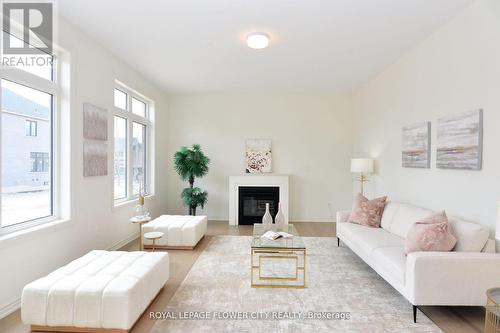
238,186 -> 279,225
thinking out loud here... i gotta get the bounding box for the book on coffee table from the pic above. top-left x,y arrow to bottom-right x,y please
261,230 -> 293,240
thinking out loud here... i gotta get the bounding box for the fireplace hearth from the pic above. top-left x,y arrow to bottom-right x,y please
238,186 -> 279,225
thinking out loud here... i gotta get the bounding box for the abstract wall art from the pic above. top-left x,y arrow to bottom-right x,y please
245,139 -> 272,173
436,109 -> 483,170
402,121 -> 431,168
83,141 -> 108,177
83,103 -> 108,177
83,103 -> 108,140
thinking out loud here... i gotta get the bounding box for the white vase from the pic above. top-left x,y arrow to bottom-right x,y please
274,202 -> 286,228
262,203 -> 273,224
262,203 -> 273,226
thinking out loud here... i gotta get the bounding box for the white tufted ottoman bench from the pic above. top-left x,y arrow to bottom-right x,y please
142,215 -> 207,250
22,250 -> 169,333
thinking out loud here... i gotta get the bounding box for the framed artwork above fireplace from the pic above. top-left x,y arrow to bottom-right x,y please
245,139 -> 272,173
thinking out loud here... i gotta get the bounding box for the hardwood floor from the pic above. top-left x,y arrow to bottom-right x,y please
0,221 -> 484,333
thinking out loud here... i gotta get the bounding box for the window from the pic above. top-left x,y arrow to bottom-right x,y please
0,26 -> 66,234
114,89 -> 127,110
132,122 -> 146,195
1,78 -> 55,228
113,84 -> 152,203
26,120 -> 38,136
131,98 -> 146,117
114,116 -> 127,200
30,152 -> 50,172
7,34 -> 54,81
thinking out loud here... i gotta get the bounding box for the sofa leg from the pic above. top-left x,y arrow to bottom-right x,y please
337,237 -> 340,247
413,305 -> 417,323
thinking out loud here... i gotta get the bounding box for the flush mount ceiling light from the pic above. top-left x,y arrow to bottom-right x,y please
247,32 -> 269,49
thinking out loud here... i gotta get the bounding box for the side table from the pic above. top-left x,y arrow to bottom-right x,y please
144,231 -> 164,251
130,216 -> 152,251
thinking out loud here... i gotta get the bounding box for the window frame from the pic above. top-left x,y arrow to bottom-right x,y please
0,59 -> 60,234
113,83 -> 153,205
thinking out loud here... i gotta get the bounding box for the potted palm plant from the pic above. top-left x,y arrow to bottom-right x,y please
174,144 -> 210,215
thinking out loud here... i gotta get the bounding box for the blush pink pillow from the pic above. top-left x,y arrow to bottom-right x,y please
348,193 -> 387,228
404,211 -> 457,255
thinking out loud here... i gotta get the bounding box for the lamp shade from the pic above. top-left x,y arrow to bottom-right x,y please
351,158 -> 374,173
496,202 -> 500,241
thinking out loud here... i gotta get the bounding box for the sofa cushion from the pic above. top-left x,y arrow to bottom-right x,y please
348,193 -> 387,228
385,202 -> 434,239
448,216 -> 489,252
372,246 -> 407,284
380,201 -> 401,231
404,211 -> 457,255
338,222 -> 404,253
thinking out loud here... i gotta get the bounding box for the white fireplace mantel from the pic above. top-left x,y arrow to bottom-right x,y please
229,174 -> 289,225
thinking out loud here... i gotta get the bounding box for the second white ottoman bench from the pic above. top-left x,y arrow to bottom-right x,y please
142,215 -> 207,250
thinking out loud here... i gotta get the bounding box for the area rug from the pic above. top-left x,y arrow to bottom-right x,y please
151,236 -> 441,333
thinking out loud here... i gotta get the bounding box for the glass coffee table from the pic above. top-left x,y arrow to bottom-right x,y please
251,223 -> 306,288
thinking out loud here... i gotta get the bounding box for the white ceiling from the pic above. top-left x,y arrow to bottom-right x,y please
57,0 -> 475,94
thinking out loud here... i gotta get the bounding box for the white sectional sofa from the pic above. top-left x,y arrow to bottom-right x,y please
337,201 -> 500,322
22,250 -> 169,332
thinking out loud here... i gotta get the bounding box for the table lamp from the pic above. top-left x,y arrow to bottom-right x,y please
351,158 -> 374,195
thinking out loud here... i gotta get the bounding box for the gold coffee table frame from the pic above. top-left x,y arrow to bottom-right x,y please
485,288 -> 500,333
251,224 -> 306,289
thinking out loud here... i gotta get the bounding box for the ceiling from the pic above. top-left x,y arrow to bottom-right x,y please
57,0 -> 475,94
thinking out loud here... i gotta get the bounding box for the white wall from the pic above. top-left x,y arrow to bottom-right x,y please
352,0 -> 500,233
165,94 -> 354,222
0,17 -> 169,317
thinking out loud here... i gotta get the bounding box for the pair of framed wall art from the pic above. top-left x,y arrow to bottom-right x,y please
401,109 -> 483,170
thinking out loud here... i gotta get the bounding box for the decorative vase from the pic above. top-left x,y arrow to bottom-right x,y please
274,202 -> 286,228
262,203 -> 273,226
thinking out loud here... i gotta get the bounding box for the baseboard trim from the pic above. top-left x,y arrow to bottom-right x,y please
107,232 -> 139,251
0,297 -> 21,320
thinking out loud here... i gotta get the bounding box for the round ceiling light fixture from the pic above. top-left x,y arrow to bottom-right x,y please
247,32 -> 269,49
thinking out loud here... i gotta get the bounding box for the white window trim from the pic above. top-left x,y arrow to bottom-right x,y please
0,67 -> 58,234
113,81 -> 155,207
0,46 -> 71,236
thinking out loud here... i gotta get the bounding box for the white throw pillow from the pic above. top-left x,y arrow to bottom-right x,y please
448,216 -> 489,252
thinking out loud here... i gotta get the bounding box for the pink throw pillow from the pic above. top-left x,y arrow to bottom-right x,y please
404,211 -> 457,255
348,193 -> 387,228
